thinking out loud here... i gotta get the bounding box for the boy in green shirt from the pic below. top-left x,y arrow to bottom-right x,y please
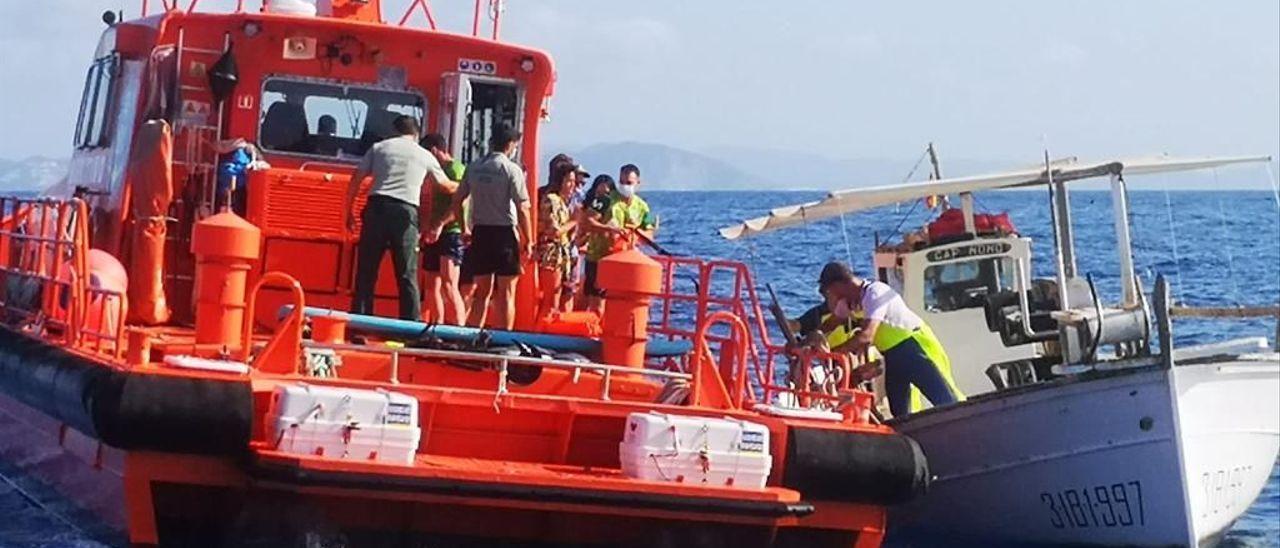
581,164 -> 656,312
419,134 -> 468,325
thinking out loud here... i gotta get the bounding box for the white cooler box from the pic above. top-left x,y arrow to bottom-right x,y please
619,412 -> 772,489
268,383 -> 421,465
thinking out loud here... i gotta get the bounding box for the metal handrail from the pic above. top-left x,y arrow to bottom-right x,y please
691,311 -> 750,409
303,340 -> 692,381
298,161 -> 357,173
243,271 -> 306,368
648,255 -> 781,396
139,0 -> 500,37
301,340 -> 692,403
0,197 -> 127,358
1014,258 -> 1057,340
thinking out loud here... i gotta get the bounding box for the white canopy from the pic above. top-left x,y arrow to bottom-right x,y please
718,155 -> 1272,240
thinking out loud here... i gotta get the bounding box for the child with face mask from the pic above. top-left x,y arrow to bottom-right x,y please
607,163 -> 657,245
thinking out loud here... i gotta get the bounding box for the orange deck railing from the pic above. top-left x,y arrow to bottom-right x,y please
647,255 -> 875,417
138,0 -> 510,39
0,197 -> 128,359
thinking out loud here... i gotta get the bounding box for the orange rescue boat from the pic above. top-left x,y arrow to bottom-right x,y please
0,2 -> 927,546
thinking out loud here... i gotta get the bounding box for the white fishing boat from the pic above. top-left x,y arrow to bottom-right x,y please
720,153 -> 1280,546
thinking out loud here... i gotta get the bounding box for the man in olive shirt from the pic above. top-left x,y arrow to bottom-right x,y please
345,115 -> 446,320
453,123 -> 532,330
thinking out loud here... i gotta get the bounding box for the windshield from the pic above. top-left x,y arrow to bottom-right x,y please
258,79 -> 425,160
923,257 -> 1015,312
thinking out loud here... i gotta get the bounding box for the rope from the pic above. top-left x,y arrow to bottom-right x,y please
889,198 -> 922,241
1162,188 -> 1186,301
1267,163 -> 1280,319
1119,176 -> 1156,299
888,148 -> 933,239
837,209 -> 855,267
1266,160 -> 1280,211
1214,169 -> 1243,305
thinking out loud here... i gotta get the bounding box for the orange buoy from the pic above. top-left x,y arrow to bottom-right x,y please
596,249 -> 662,368
191,212 -> 261,348
84,249 -> 128,339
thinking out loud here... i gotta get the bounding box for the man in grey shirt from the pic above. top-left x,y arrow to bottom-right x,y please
345,115 -> 445,320
453,123 -> 531,329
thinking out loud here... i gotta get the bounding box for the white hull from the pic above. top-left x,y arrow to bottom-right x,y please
889,354 -> 1280,546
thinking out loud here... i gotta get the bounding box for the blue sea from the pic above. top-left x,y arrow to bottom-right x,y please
1,189 -> 1277,546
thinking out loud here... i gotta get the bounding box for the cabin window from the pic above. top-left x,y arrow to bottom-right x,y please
258,79 -> 426,160
73,55 -> 119,149
923,257 -> 1015,312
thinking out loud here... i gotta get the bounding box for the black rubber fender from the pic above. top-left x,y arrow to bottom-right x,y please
781,426 -> 930,505
0,327 -> 252,455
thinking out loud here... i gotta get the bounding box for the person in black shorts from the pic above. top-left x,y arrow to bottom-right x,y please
453,124 -> 531,329
419,133 -> 469,325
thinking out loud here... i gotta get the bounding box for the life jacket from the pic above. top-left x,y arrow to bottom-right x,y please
847,281 -> 965,411
821,311 -> 859,349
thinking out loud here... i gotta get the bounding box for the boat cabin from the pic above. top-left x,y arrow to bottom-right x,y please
871,206 -> 1038,398
872,177 -> 1155,402
63,0 -> 553,328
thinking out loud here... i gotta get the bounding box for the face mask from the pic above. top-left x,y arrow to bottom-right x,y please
831,298 -> 852,321
617,184 -> 636,198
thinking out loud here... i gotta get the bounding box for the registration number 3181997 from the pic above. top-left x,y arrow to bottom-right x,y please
1040,481 -> 1145,529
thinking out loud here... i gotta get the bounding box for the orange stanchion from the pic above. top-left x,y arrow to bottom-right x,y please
191,212 -> 261,349
597,249 -> 662,368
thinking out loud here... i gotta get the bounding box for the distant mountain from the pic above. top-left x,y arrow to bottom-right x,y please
701,145 -> 1009,190
561,142 -> 765,190
550,142 -> 1011,191
0,156 -> 68,193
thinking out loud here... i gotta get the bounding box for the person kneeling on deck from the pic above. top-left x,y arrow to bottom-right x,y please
817,261 -> 963,417
345,115 -> 447,320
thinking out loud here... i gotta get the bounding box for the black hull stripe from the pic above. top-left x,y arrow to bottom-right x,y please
0,327 -> 252,455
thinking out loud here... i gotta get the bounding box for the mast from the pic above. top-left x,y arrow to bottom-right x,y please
1110,173 -> 1139,307
926,142 -> 956,213
1045,149 -> 1070,314
1050,166 -> 1078,280
927,142 -> 943,180
930,142 -> 976,233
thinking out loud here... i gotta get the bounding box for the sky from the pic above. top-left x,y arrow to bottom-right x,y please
1,0 -> 1277,181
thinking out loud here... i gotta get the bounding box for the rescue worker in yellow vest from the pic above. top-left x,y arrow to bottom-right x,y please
787,293 -> 886,390
817,261 -> 962,417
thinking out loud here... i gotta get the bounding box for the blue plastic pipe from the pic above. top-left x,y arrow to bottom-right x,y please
281,306 -> 693,358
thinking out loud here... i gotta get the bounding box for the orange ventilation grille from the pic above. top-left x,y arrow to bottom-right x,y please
257,171 -> 363,236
